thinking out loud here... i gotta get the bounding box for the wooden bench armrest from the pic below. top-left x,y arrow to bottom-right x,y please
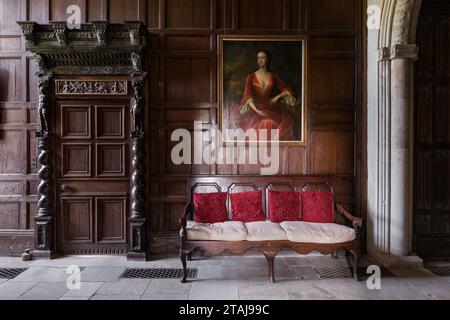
179,202 -> 192,238
335,203 -> 364,231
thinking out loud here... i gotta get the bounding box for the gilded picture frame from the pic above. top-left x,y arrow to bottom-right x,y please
218,35 -> 307,145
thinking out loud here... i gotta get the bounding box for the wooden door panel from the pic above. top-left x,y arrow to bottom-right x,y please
56,99 -> 130,255
96,106 -> 125,140
61,105 -> 91,139
62,198 -> 93,243
415,2 -> 450,259
96,144 -> 126,177
62,144 -> 92,177
96,197 -> 127,243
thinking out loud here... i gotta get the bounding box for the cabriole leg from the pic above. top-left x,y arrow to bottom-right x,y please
180,250 -> 188,283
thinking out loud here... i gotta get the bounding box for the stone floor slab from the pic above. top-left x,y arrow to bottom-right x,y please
90,294 -> 142,300
11,267 -> 70,282
145,279 -> 192,294
221,267 -> 268,281
80,267 -> 125,282
96,279 -> 150,296
189,280 -> 238,300
30,256 -> 128,268
197,266 -> 223,280
281,280 -> 337,300
408,278 -> 450,300
0,281 -> 37,300
142,293 -> 189,300
323,278 -> 389,300
238,280 -> 289,300
63,282 -> 103,298
60,296 -> 91,300
376,278 -> 433,300
17,282 -> 69,300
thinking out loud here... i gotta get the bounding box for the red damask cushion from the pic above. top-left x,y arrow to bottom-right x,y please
193,192 -> 228,224
301,192 -> 334,223
230,191 -> 266,223
268,191 -> 301,223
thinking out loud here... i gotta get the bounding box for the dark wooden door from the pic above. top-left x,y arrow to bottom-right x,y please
56,100 -> 130,255
414,0 -> 450,259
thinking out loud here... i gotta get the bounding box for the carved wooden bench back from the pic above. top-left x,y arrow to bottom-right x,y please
187,176 -> 352,224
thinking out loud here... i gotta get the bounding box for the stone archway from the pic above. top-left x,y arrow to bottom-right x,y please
367,0 -> 422,265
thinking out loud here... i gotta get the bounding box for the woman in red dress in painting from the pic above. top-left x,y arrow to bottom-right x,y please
238,50 -> 297,141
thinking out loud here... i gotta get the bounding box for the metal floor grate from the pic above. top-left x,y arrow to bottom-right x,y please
314,267 -> 353,279
314,266 -> 396,279
121,268 -> 198,279
0,268 -> 28,280
426,266 -> 450,277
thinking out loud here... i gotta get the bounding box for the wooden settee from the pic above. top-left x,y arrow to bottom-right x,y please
179,176 -> 364,283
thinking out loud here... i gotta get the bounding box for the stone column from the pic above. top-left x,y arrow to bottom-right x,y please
389,44 -> 418,256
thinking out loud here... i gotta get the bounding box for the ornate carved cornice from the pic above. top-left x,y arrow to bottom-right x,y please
93,21 -> 108,46
17,21 -> 148,75
51,22 -> 68,45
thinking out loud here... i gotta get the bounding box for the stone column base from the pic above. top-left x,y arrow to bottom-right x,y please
371,252 -> 424,269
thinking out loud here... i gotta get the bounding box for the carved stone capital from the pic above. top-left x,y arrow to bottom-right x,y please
378,47 -> 391,62
390,44 -> 419,60
392,0 -> 415,45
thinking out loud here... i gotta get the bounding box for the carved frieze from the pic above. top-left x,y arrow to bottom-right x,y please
55,80 -> 128,95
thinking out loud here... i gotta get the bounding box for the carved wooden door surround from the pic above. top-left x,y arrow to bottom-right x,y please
18,21 -> 149,261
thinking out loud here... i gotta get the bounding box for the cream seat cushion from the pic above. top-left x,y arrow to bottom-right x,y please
245,221 -> 288,241
280,221 -> 356,244
186,221 -> 248,241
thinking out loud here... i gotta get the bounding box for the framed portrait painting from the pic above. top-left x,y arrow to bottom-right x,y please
219,35 -> 307,145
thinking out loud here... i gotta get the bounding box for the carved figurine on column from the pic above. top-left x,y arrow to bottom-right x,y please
131,72 -> 146,133
37,74 -> 52,133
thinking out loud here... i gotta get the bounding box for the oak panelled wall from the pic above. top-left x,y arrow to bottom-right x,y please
0,0 -> 364,255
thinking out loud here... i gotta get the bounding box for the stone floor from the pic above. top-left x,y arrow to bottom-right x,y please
0,253 -> 449,300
